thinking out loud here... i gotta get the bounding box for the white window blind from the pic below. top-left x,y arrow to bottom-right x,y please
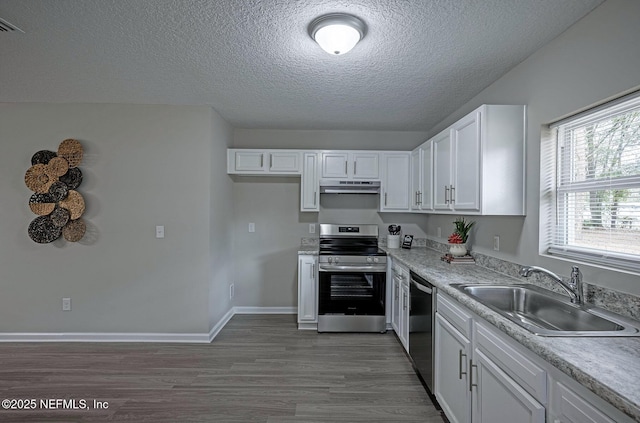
548,92 -> 640,271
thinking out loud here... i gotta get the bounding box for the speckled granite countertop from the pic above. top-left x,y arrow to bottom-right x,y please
383,247 -> 640,421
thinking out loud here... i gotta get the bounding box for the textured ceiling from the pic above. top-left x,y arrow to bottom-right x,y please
0,0 -> 603,131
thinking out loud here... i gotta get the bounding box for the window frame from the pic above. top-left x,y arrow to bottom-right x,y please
543,90 -> 640,274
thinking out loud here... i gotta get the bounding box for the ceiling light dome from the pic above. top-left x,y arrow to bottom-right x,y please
308,13 -> 366,55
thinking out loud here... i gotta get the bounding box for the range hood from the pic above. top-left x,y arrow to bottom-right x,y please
319,180 -> 381,194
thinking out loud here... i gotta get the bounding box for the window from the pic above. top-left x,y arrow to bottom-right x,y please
545,91 -> 640,272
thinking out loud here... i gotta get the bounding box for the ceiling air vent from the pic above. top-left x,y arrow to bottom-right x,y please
0,17 -> 24,33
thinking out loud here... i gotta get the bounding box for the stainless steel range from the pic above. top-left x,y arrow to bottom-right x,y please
317,224 -> 387,333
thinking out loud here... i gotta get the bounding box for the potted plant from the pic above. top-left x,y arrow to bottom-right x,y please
448,217 -> 475,256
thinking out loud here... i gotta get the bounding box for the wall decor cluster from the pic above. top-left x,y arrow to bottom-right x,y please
25,139 -> 86,243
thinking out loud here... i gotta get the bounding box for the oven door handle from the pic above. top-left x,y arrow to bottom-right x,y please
319,264 -> 387,273
411,280 -> 433,294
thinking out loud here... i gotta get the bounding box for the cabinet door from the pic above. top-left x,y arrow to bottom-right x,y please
391,273 -> 401,334
352,152 -> 379,179
451,111 -> 481,211
421,140 -> 434,211
550,381 -> 620,423
380,153 -> 410,211
234,151 -> 266,172
270,152 -> 301,173
435,313 -> 471,423
433,129 -> 453,211
400,282 -> 410,351
473,349 -> 545,423
301,153 -> 319,211
410,148 -> 422,210
321,152 -> 349,178
297,256 -> 318,323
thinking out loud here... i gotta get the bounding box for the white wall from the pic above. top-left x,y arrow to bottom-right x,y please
425,0 -> 640,295
209,109 -> 235,328
0,103 -> 233,334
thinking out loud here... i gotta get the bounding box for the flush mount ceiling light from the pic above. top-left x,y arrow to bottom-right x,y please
308,13 -> 366,56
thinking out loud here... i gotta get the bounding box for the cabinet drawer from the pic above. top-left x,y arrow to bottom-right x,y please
552,381 -> 615,423
475,321 -> 546,404
437,292 -> 472,338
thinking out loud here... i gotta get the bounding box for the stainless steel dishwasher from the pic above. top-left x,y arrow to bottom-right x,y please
409,271 -> 435,393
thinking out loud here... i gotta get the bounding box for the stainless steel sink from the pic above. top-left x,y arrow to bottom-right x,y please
450,283 -> 640,337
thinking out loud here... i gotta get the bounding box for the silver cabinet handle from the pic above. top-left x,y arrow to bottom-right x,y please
260,154 -> 264,168
403,292 -> 407,310
459,350 -> 467,380
415,191 -> 419,206
469,360 -> 477,391
444,185 -> 449,204
310,263 -> 315,279
384,192 -> 388,206
313,191 -> 317,206
270,154 -> 272,170
450,185 -> 455,204
354,161 -> 357,175
418,191 -> 422,205
345,161 -> 348,174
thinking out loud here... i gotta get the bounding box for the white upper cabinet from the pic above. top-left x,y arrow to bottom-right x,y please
380,152 -> 411,211
321,151 -> 379,180
410,140 -> 433,212
228,149 -> 302,175
432,104 -> 525,215
300,152 -> 319,212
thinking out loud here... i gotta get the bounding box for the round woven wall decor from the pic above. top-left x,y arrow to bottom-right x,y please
28,193 -> 56,216
28,215 -> 63,243
45,157 -> 69,178
59,190 -> 85,220
25,164 -> 54,194
58,139 -> 83,168
31,150 -> 57,165
48,181 -> 69,202
58,167 -> 83,190
26,140 -> 89,244
62,218 -> 86,242
50,206 -> 70,227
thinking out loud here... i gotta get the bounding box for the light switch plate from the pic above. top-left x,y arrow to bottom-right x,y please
493,235 -> 500,251
248,222 -> 255,233
309,224 -> 315,234
156,225 -> 165,238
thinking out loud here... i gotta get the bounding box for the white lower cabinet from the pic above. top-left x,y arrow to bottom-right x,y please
473,349 -> 545,423
434,291 -> 633,423
297,255 -> 317,329
435,312 -> 472,423
391,261 -> 409,352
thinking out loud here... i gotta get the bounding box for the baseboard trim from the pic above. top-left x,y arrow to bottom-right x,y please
0,306 -> 298,344
0,331 -> 211,343
233,306 -> 297,315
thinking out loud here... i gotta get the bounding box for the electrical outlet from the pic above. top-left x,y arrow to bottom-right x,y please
248,222 -> 255,233
156,225 -> 165,238
309,224 -> 315,234
62,297 -> 71,311
493,235 -> 500,251
229,283 -> 234,299
437,227 -> 442,238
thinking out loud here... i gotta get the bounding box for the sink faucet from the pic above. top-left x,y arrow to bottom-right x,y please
519,265 -> 583,305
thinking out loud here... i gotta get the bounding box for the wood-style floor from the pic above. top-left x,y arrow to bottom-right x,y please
0,314 -> 447,422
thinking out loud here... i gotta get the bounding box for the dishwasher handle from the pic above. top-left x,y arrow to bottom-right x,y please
411,279 -> 433,294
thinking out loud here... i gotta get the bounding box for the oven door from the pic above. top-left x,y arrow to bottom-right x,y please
318,265 -> 386,316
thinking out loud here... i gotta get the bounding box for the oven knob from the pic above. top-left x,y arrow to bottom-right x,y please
334,257 -> 340,264
373,257 -> 379,263
366,257 -> 373,263
328,257 -> 333,263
